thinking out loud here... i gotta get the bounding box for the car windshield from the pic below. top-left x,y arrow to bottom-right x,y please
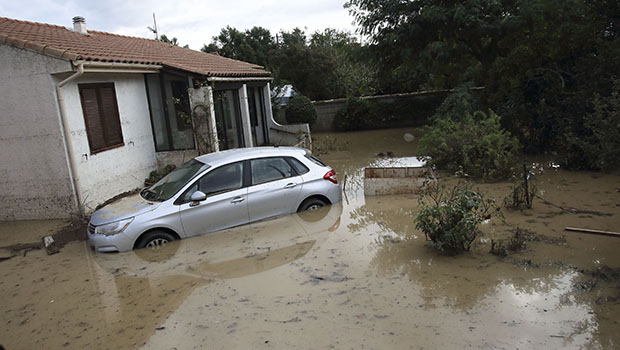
141,159 -> 210,202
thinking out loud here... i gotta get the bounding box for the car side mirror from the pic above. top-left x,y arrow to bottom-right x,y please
189,191 -> 207,207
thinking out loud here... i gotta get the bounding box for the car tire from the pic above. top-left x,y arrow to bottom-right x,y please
298,198 -> 327,212
135,230 -> 176,250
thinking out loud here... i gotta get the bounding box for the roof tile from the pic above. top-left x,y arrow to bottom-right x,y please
0,17 -> 271,78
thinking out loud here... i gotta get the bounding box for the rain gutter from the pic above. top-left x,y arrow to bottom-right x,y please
56,62 -> 85,214
206,76 -> 273,82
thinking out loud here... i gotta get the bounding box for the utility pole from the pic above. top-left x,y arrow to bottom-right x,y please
147,13 -> 158,40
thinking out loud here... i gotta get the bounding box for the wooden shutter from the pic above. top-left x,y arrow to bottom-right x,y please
79,83 -> 124,153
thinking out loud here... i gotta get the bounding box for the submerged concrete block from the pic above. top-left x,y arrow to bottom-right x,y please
364,157 -> 436,196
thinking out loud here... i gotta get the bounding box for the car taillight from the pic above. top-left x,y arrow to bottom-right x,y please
323,169 -> 338,184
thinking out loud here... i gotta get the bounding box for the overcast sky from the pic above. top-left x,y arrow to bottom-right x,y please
1,0 -> 359,50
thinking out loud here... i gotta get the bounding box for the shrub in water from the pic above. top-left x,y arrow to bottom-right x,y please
418,110 -> 521,181
415,183 -> 498,254
285,95 -> 318,127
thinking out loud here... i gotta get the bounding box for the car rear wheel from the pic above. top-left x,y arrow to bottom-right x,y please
136,230 -> 176,250
298,198 -> 327,212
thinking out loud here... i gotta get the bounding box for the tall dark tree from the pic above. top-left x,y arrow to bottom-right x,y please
201,26 -> 275,71
159,34 -> 189,48
203,26 -> 375,101
347,0 -> 620,164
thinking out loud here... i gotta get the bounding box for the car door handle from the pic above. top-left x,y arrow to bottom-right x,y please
231,196 -> 245,204
284,183 -> 297,189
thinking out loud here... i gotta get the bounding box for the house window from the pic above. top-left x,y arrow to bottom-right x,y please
78,83 -> 124,154
145,73 -> 195,152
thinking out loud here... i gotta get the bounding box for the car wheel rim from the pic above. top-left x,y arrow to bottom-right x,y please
307,204 -> 322,211
146,238 -> 168,247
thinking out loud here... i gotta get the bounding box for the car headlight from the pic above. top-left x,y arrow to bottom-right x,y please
94,217 -> 134,236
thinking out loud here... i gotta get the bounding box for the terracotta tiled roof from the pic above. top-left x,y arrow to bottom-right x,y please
0,17 -> 271,78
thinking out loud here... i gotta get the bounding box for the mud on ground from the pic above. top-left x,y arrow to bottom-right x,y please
1,128 -> 620,349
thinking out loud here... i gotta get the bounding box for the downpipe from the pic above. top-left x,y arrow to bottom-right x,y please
56,62 -> 85,215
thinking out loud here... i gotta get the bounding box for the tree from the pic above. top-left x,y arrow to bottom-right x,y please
159,34 -> 189,48
201,26 -> 275,71
202,26 -> 377,101
345,0 -> 510,92
346,0 -> 620,167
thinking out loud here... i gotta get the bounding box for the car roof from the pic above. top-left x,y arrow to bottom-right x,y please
195,146 -> 310,167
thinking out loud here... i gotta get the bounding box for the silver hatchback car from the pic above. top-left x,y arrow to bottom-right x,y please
88,147 -> 341,253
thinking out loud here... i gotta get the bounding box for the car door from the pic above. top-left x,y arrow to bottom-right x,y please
247,157 -> 303,222
178,161 -> 249,237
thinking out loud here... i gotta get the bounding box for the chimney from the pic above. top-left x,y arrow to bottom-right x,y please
72,16 -> 87,34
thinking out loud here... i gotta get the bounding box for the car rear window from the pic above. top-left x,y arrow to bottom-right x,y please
287,157 -> 309,175
305,154 -> 327,167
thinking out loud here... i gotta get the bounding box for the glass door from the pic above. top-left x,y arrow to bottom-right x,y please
248,86 -> 268,146
213,89 -> 244,150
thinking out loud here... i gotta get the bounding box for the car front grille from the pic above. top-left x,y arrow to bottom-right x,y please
88,223 -> 96,235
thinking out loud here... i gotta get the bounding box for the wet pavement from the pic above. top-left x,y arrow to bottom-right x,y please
2,128 -> 620,349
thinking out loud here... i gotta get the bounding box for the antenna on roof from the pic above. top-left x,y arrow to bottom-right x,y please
147,13 -> 158,40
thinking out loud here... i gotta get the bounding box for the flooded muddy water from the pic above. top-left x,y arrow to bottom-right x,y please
2,128 -> 620,349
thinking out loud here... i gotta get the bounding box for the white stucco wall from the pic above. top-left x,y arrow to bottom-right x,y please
264,84 -> 312,149
0,45 -> 77,220
60,72 -> 158,212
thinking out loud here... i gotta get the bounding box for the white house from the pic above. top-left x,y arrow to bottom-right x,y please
0,16 -> 310,220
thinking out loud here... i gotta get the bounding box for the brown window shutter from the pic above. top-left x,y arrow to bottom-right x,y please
99,86 -> 123,146
79,86 -> 106,151
79,83 -> 124,153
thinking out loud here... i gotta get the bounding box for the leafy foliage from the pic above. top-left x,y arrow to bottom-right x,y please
202,27 -> 376,101
201,26 -> 275,71
346,0 -> 620,168
560,79 -> 620,170
418,110 -> 521,181
284,96 -> 317,126
415,183 -> 498,254
159,34 -> 189,48
144,165 -> 176,186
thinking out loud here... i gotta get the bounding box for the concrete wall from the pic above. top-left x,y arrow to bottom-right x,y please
60,72 -> 158,212
312,100 -> 346,132
0,45 -> 77,220
264,84 -> 311,148
312,91 -> 451,132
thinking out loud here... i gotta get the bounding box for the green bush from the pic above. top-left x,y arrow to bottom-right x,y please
333,98 -> 372,131
431,84 -> 480,121
285,95 -> 317,126
418,110 -> 521,181
560,79 -> 620,170
415,183 -> 498,254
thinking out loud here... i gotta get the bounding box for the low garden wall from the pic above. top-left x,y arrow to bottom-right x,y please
311,90 -> 450,132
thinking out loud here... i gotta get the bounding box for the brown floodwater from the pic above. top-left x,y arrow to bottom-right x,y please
1,128 -> 620,349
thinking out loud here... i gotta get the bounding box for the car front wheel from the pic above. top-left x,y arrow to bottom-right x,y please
298,198 -> 327,212
136,230 -> 176,250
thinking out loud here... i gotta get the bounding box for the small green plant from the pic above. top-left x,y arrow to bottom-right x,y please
415,182 -> 499,254
285,95 -> 318,126
144,164 -> 176,186
418,110 -> 521,181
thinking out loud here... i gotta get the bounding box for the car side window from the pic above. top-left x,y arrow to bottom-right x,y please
198,162 -> 244,196
251,157 -> 295,185
178,184 -> 198,204
287,157 -> 309,175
